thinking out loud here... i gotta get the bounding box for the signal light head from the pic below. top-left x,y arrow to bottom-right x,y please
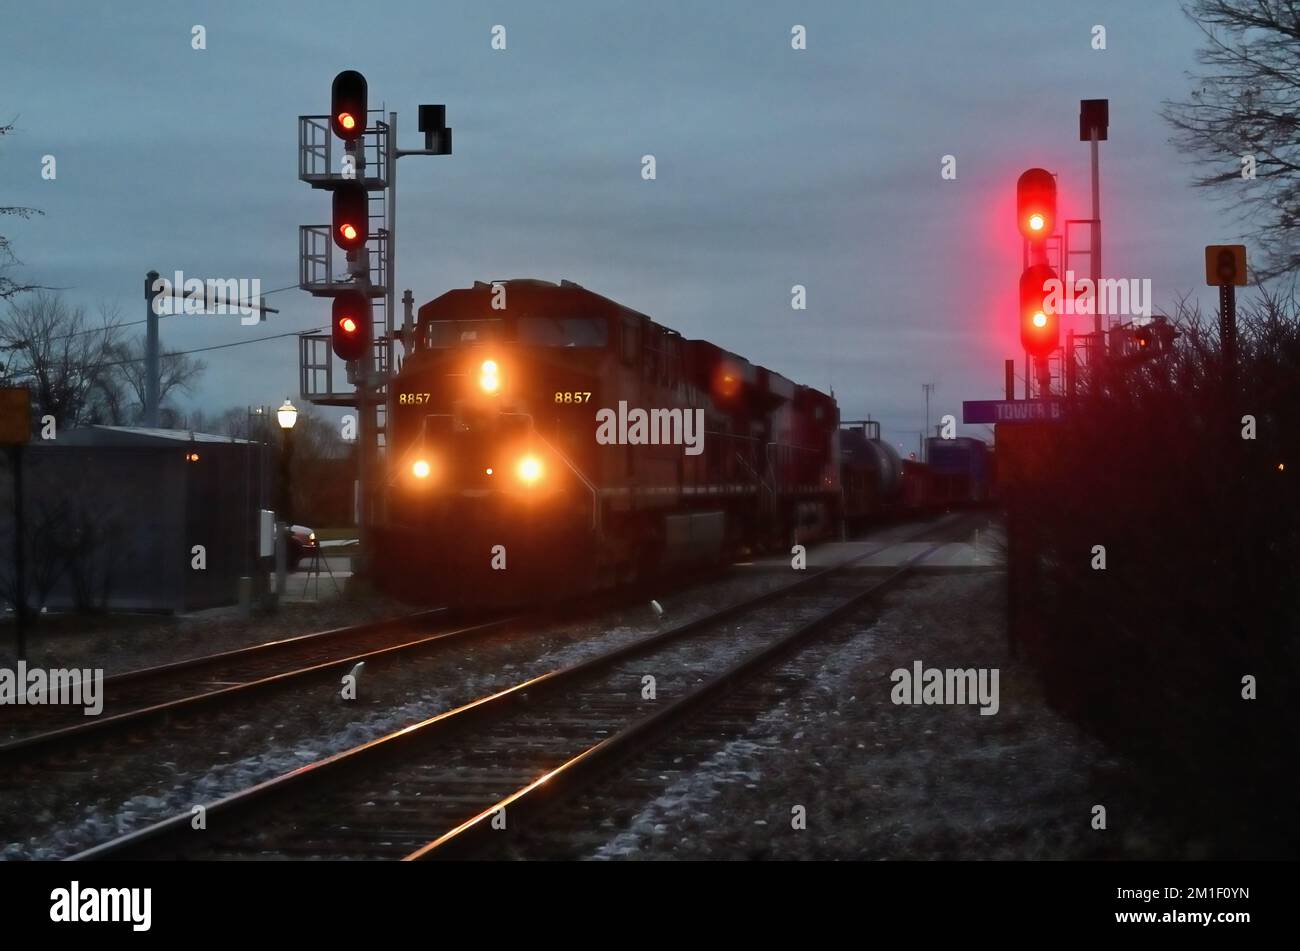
1017,167 -> 1057,241
331,291 -> 371,361
330,70 -> 368,140
1019,263 -> 1060,357
332,182 -> 368,250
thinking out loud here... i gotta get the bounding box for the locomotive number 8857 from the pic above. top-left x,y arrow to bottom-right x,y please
372,278 -> 841,606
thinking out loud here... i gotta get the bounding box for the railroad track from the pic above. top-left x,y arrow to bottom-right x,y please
70,512 -> 984,861
0,608 -> 520,761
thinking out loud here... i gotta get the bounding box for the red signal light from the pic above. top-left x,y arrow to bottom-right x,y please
332,182 -> 368,251
331,291 -> 371,361
330,70 -> 367,141
1019,264 -> 1059,356
1017,168 -> 1056,241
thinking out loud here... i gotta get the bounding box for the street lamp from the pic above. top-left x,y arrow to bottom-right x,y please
277,399 -> 299,431
277,399 -> 297,526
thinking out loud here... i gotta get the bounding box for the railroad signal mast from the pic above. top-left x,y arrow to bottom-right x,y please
297,70 -> 452,577
1007,100 -> 1111,400
1017,168 -> 1059,396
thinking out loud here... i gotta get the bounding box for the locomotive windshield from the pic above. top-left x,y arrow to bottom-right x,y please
424,318 -> 503,348
421,315 -> 608,349
516,315 -> 608,348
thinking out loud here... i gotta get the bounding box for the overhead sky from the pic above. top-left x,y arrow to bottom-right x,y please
0,1 -> 1236,451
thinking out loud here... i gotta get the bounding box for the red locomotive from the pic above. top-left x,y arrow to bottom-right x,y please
374,279 -> 841,604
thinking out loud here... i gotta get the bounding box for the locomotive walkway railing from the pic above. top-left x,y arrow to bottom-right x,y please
530,426 -> 603,537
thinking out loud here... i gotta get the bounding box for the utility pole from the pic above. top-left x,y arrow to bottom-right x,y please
922,383 -> 935,461
144,272 -> 160,427
142,271 -> 277,428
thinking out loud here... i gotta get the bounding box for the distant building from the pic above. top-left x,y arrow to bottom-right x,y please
0,427 -> 274,613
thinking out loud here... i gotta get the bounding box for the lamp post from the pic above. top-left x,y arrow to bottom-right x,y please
274,400 -> 298,601
276,399 -> 298,524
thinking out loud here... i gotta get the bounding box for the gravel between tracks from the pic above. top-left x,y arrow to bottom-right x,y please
501,570 -> 1183,860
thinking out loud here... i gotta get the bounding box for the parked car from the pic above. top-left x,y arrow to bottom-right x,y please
287,525 -> 318,569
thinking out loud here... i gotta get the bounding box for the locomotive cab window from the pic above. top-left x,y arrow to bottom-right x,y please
424,318 -> 503,348
516,316 -> 609,348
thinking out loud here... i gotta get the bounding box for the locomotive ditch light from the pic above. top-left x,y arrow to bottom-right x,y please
517,454 -> 544,485
479,358 -> 501,393
412,459 -> 431,479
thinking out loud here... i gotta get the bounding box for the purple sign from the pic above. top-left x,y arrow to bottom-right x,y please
962,399 -> 1064,424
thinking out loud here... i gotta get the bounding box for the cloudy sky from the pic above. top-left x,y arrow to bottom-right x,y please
1,1 -> 1235,451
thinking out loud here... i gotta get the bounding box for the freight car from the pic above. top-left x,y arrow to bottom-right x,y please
373,279 -> 841,604
924,436 -> 990,506
838,419 -> 904,526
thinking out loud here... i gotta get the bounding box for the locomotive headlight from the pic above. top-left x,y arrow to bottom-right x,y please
412,459 -> 432,479
517,454 -> 543,484
478,359 -> 500,393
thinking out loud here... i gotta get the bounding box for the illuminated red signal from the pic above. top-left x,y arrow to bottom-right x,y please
332,182 -> 368,250
332,291 -> 371,361
330,70 -> 367,141
1019,264 -> 1059,356
1017,168 -> 1056,241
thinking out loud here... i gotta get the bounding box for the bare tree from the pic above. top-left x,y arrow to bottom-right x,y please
0,291 -> 122,429
1163,1 -> 1300,280
0,120 -> 45,302
103,334 -> 206,424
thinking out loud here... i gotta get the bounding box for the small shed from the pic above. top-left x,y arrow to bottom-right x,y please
0,427 -> 274,613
